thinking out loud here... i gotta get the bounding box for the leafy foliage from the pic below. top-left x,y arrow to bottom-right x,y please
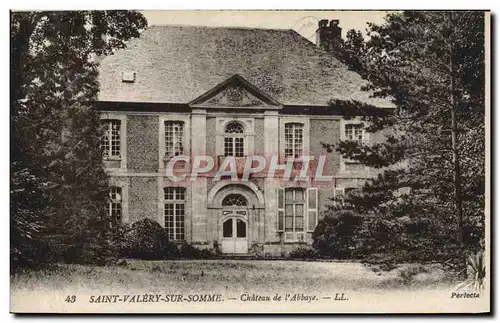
322,11 -> 485,271
178,243 -> 217,259
288,247 -> 317,259
10,11 -> 147,270
312,211 -> 363,259
336,29 -> 367,76
455,250 -> 486,291
124,219 -> 178,260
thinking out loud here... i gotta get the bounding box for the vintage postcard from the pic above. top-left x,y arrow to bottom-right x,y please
10,10 -> 490,314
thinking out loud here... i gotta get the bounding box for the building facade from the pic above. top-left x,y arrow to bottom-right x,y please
97,21 -> 392,255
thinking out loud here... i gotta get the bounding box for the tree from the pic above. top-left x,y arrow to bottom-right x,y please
10,11 -> 147,270
312,211 -> 363,259
325,11 -> 485,275
338,29 -> 367,75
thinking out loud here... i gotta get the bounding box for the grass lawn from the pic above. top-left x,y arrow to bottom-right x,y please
11,260 -> 454,295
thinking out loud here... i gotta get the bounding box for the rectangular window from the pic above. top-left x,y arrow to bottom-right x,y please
165,121 -> 184,158
285,123 -> 304,158
101,120 -> 121,158
343,124 -> 367,171
224,137 -> 244,157
164,187 -> 185,241
277,187 -> 318,236
224,137 -> 233,157
334,188 -> 345,207
107,186 -> 122,223
345,124 -> 365,144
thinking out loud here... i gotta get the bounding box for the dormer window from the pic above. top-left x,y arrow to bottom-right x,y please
224,122 -> 245,157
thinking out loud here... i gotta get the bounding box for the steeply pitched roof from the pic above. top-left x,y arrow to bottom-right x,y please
97,25 -> 393,108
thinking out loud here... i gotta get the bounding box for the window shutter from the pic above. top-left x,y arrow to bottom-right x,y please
306,188 -> 318,232
362,123 -> 370,145
277,188 -> 285,232
362,130 -> 369,145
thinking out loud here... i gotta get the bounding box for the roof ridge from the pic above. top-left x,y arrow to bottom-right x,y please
147,24 -> 295,32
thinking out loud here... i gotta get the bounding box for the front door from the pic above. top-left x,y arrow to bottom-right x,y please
221,210 -> 248,254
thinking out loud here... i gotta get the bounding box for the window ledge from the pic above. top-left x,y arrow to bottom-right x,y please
190,241 -> 210,245
104,157 -> 122,161
164,156 -> 189,161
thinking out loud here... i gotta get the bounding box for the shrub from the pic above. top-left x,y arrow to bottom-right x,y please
178,243 -> 217,259
109,223 -> 132,259
249,243 -> 264,257
312,211 -> 363,259
11,237 -> 50,272
455,250 -> 486,291
124,218 -> 178,260
288,247 -> 317,259
62,242 -> 114,266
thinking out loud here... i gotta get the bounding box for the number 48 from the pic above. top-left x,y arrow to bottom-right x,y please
65,295 -> 76,303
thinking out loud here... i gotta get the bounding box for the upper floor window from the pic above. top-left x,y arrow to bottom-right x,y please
224,122 -> 244,157
284,123 -> 304,158
165,121 -> 184,159
164,187 -> 185,241
101,120 -> 121,158
107,186 -> 122,223
345,124 -> 365,145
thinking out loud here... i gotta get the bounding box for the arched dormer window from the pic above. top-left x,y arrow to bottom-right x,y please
224,122 -> 245,157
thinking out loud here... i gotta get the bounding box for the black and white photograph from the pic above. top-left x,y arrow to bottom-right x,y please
9,9 -> 490,313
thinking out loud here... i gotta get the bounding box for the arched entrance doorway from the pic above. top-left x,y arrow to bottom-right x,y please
221,194 -> 248,254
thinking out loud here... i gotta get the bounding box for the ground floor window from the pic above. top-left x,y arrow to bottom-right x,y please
277,187 -> 318,240
164,187 -> 185,241
107,186 -> 122,223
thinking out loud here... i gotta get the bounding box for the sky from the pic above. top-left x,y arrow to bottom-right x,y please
142,10 -> 389,43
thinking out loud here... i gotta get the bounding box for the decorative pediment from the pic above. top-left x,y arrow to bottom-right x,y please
190,74 -> 281,109
203,84 -> 268,107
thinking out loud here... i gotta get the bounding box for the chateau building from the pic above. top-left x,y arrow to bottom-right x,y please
97,20 -> 393,255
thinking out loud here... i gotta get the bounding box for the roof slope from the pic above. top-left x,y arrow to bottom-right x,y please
98,25 -> 393,107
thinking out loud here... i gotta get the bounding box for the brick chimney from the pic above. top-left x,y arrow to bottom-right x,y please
316,19 -> 343,53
